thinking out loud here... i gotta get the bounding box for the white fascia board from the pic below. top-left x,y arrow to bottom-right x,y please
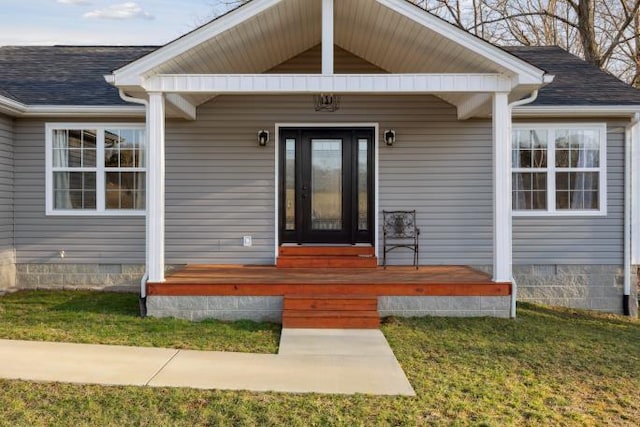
376,0 -> 546,85
0,96 -> 145,118
143,73 -> 513,93
0,95 -> 26,116
111,0 -> 283,87
513,105 -> 640,118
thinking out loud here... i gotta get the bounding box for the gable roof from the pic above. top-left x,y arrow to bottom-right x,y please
0,46 -> 156,106
504,46 -> 640,106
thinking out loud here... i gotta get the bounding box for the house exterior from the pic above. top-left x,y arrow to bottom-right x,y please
1,0 -> 639,320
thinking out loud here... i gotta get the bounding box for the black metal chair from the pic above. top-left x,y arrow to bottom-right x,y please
382,210 -> 420,269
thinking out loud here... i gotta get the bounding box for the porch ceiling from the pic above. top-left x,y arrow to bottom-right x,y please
111,0 -> 549,118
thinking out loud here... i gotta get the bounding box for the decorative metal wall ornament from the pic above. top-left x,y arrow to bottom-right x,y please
314,94 -> 340,112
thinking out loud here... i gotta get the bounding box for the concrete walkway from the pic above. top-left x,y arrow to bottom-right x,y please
0,329 -> 415,395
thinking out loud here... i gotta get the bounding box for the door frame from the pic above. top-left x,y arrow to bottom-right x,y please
274,123 -> 380,261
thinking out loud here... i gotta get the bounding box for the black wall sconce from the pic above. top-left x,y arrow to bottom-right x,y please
384,130 -> 396,146
258,130 -> 270,146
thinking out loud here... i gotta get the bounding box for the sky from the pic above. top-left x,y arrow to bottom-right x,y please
0,0 -> 237,46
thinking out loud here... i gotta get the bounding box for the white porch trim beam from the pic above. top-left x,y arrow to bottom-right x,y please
492,92 -> 512,283
147,92 -> 166,283
457,93 -> 492,120
143,74 -> 512,94
322,0 -> 334,75
165,93 -> 197,120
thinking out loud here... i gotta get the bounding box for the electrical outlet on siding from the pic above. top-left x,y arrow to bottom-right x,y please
243,236 -> 253,247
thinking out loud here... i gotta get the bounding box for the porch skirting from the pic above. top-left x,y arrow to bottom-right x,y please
145,295 -> 512,321
7,263 -> 637,317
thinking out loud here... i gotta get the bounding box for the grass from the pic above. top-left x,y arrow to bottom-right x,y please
1,291 -> 640,426
0,290 -> 280,353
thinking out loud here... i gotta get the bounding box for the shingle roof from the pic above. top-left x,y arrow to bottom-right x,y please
0,46 -> 157,105
504,46 -> 640,106
0,44 -> 639,107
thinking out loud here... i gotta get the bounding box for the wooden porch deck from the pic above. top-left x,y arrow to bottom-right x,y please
147,265 -> 510,297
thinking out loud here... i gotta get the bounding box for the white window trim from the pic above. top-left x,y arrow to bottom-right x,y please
45,122 -> 146,216
512,123 -> 607,217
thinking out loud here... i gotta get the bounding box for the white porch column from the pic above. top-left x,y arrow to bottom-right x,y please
322,0 -> 334,75
492,92 -> 512,282
147,92 -> 166,282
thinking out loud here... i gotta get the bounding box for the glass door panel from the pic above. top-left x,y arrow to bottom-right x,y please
358,139 -> 368,231
311,139 -> 343,230
285,138 -> 296,230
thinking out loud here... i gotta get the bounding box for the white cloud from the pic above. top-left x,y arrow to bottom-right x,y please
57,0 -> 92,4
83,2 -> 154,20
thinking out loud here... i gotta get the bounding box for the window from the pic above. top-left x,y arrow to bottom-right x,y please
46,124 -> 146,215
512,124 -> 606,216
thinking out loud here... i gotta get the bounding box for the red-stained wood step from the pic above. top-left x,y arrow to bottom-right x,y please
282,295 -> 380,329
283,295 -> 378,311
278,246 -> 375,257
276,255 -> 378,268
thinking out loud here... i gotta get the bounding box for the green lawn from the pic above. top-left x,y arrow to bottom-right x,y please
0,290 -> 280,353
1,291 -> 639,426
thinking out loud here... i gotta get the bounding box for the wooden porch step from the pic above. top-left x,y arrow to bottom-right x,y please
282,295 -> 380,329
277,255 -> 378,268
283,295 -> 378,311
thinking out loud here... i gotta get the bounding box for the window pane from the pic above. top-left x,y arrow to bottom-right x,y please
53,172 -> 96,210
512,129 -> 547,168
106,172 -> 146,210
52,129 -> 97,168
105,129 -> 146,168
556,130 -> 600,168
512,172 -> 547,210
556,172 -> 599,210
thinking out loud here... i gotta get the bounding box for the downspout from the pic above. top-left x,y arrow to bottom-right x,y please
118,89 -> 150,317
624,112 -> 640,316
507,90 -> 540,319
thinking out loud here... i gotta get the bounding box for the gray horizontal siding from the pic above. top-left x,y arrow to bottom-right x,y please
12,97 -> 625,267
13,118 -> 145,264
165,94 -> 493,265
512,121 -> 625,265
0,114 -> 13,254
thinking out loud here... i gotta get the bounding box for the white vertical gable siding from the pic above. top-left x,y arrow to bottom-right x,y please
0,114 -> 13,254
13,119 -> 145,264
512,121 -> 624,265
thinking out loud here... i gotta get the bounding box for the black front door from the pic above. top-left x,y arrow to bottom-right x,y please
280,127 -> 374,245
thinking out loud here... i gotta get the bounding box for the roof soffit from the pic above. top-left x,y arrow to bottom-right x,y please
111,0 -> 546,88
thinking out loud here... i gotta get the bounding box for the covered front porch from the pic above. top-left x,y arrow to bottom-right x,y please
105,0 -> 552,321
147,265 -> 511,326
